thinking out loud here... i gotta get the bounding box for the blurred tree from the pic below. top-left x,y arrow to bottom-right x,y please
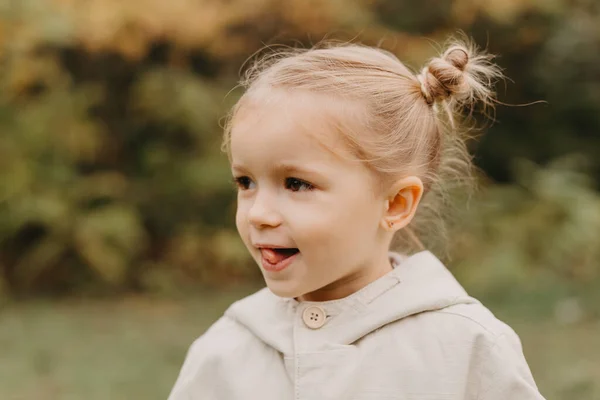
0,0 -> 598,297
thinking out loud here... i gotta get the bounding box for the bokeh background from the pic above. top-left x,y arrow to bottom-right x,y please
1,0 -> 599,399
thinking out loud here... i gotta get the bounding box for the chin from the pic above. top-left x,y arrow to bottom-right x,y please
264,280 -> 304,299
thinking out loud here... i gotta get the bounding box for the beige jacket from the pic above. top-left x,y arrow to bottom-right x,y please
168,251 -> 546,400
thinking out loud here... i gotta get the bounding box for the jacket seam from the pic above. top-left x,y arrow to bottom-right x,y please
434,309 -> 501,337
475,333 -> 506,400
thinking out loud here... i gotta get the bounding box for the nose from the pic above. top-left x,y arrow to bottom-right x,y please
247,190 -> 282,229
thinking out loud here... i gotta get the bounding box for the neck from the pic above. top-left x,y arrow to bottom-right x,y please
296,251 -> 393,302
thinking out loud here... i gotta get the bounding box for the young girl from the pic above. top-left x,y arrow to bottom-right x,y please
168,37 -> 546,400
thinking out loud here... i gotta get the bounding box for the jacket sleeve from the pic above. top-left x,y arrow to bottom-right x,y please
477,328 -> 546,400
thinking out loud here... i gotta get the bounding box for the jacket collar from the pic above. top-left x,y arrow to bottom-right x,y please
225,251 -> 478,354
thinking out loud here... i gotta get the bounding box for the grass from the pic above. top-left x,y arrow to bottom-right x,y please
0,288 -> 248,400
0,286 -> 598,400
511,319 -> 600,399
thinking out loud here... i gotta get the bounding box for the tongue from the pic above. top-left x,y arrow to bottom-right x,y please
262,248 -> 294,264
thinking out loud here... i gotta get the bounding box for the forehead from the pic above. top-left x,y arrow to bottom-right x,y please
230,89 -> 360,168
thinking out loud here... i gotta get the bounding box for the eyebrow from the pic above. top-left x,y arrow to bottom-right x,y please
231,162 -> 327,177
231,164 -> 249,173
276,162 -> 327,176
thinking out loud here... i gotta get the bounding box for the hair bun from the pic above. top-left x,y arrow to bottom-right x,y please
416,39 -> 502,109
442,46 -> 469,71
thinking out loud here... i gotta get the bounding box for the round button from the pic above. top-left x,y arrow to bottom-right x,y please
302,306 -> 327,329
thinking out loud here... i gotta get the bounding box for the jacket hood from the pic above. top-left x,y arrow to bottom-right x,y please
225,251 -> 478,354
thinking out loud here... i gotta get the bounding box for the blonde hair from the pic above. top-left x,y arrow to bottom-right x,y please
222,37 -> 503,257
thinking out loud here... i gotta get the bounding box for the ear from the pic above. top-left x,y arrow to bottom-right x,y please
380,176 -> 424,232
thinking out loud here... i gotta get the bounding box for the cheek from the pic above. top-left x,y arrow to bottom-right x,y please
294,192 -> 379,250
235,199 -> 249,237
282,199 -> 331,232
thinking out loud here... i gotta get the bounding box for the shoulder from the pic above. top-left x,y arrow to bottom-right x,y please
410,301 -> 527,358
434,302 -> 520,341
183,287 -> 280,361
422,303 -> 543,399
186,315 -> 251,358
376,301 -> 543,398
175,316 -> 251,380
187,289 -> 276,360
381,301 -> 528,369
381,298 -> 518,341
168,310 -> 272,399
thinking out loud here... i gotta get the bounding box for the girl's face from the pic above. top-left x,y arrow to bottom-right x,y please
230,91 -> 394,301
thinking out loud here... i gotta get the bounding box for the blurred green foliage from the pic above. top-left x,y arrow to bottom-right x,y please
452,155 -> 600,319
0,0 -> 599,298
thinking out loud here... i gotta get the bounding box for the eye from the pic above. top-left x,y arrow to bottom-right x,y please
285,177 -> 314,192
233,176 -> 255,190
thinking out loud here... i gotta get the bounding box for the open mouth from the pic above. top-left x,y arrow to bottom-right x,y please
260,247 -> 300,271
275,248 -> 299,256
263,248 -> 299,262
